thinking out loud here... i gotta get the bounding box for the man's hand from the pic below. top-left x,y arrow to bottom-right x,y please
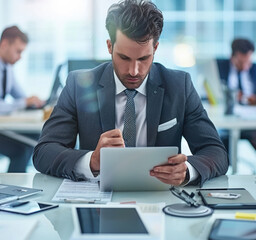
247,94 -> 256,105
150,154 -> 188,186
90,129 -> 125,171
26,96 -> 45,108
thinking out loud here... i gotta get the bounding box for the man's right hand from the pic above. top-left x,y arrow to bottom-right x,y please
90,129 -> 125,171
26,96 -> 45,108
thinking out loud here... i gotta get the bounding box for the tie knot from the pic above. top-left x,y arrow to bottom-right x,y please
124,89 -> 137,99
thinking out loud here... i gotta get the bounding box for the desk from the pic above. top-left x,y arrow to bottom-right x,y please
1,173 -> 255,240
0,110 -> 45,146
205,104 -> 256,174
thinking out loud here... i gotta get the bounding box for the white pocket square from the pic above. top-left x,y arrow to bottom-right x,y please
158,118 -> 177,132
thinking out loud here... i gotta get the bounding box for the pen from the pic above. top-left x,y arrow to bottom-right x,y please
9,201 -> 29,208
207,192 -> 241,199
63,198 -> 105,204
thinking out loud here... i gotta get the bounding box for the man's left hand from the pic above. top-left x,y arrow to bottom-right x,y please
150,154 -> 188,186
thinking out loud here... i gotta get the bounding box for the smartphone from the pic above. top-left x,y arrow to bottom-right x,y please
209,219 -> 256,240
0,200 -> 59,215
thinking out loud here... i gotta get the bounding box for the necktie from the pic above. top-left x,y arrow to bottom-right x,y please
2,67 -> 6,99
237,71 -> 242,91
123,89 -> 137,147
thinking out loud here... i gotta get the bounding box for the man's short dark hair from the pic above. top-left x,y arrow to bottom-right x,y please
232,38 -> 254,56
106,0 -> 163,46
0,25 -> 29,44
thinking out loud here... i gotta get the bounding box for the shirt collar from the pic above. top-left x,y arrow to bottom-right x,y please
114,71 -> 147,96
0,58 -> 8,71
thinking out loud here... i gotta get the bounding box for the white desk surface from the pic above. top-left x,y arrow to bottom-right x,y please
0,110 -> 45,133
0,173 -> 255,240
205,104 -> 256,130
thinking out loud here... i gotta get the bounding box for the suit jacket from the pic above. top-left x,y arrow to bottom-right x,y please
216,58 -> 256,94
33,62 -> 228,186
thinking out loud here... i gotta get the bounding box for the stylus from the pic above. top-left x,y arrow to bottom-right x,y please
9,201 -> 29,208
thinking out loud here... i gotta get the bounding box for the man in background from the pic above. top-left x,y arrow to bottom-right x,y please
217,38 -> 256,151
0,25 -> 45,172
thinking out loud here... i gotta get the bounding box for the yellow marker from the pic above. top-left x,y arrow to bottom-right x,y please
235,212 -> 256,220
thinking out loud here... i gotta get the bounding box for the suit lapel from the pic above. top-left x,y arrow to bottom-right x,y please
147,65 -> 164,146
97,64 -> 116,132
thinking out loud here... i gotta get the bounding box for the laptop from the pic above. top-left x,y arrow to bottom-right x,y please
100,146 -> 178,192
0,184 -> 43,204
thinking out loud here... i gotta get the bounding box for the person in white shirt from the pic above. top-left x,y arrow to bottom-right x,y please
0,26 -> 45,172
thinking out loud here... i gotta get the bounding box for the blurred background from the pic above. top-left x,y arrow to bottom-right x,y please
0,0 -> 256,173
1,0 -> 256,99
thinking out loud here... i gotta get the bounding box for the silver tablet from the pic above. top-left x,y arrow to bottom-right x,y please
100,146 -> 178,191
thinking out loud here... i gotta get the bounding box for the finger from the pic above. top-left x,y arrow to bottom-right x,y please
102,129 -> 123,138
151,170 -> 186,181
150,171 -> 186,186
100,137 -> 125,147
155,176 -> 185,186
153,163 -> 187,174
168,154 -> 187,165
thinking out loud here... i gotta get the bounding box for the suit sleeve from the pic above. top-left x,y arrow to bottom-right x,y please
33,72 -> 88,181
183,73 -> 229,186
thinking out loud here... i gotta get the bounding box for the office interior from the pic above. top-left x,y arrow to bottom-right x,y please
0,0 -> 256,174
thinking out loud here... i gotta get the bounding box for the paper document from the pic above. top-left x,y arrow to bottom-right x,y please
52,179 -> 112,203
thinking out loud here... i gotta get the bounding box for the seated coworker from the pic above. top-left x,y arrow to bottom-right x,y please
216,38 -> 256,151
0,26 -> 45,172
33,0 -> 228,186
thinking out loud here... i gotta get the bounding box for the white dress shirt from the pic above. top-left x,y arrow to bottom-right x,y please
228,64 -> 254,104
75,71 -> 198,183
0,58 -> 26,115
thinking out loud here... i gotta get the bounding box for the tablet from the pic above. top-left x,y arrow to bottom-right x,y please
71,204 -> 153,240
197,188 -> 256,209
209,219 -> 256,240
100,146 -> 178,191
0,200 -> 58,215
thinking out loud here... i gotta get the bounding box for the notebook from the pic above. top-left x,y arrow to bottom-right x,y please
0,184 -> 43,204
100,146 -> 178,192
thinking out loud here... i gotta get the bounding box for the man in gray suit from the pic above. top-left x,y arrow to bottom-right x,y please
33,0 -> 228,186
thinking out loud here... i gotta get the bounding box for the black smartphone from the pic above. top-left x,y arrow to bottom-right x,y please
209,219 -> 256,240
0,200 -> 58,215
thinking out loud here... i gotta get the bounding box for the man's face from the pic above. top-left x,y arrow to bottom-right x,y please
232,51 -> 253,71
2,38 -> 26,64
107,30 -> 158,89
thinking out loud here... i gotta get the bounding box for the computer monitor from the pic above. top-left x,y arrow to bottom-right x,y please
67,59 -> 108,73
46,63 -> 64,106
196,58 -> 224,104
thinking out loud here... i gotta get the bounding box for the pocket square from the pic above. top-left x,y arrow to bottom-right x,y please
158,118 -> 177,132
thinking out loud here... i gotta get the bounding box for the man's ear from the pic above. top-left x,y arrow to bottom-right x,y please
0,39 -> 9,48
153,42 -> 159,54
106,39 -> 113,54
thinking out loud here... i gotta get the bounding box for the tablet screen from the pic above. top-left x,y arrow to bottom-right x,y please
76,207 -> 148,234
210,219 -> 256,239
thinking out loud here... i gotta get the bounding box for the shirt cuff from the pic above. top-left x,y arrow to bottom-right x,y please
182,161 -> 199,186
74,151 -> 99,180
